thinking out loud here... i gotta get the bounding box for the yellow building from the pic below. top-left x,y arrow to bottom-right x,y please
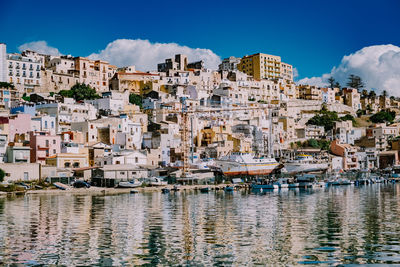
237,53 -> 293,81
46,153 -> 88,168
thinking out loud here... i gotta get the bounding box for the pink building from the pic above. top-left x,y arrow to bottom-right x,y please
30,131 -> 61,164
8,114 -> 31,142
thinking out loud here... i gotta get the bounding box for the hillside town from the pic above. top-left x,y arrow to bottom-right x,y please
0,43 -> 399,187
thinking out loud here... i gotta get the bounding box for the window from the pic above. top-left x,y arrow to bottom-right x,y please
53,149 -> 56,154
104,161 -> 107,165
135,157 -> 138,163
53,140 -> 56,144
64,162 -> 71,167
120,171 -> 125,175
73,162 -> 80,168
45,121 -> 48,128
45,140 -> 49,147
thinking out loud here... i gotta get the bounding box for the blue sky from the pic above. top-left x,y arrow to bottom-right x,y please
1,0 -> 399,80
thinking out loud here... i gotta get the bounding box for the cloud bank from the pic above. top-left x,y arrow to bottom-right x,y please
298,44 -> 400,96
18,41 -> 62,56
88,39 -> 221,71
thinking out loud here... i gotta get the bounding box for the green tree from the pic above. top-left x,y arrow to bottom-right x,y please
334,81 -> 341,89
369,90 -> 376,99
382,90 -> 388,97
0,168 -> 5,182
370,110 -> 396,123
129,93 -> 143,108
346,74 -> 364,90
59,83 -> 100,101
327,77 -> 335,89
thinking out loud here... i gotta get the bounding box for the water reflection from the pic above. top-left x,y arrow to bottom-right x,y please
0,184 -> 399,265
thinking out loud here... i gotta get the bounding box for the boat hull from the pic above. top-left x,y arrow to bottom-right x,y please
285,163 -> 328,174
215,161 -> 279,176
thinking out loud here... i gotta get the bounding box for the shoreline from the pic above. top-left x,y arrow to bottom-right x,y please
0,184 -> 247,197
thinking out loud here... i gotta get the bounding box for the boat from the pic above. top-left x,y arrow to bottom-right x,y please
215,152 -> 280,176
117,180 -> 142,188
73,180 -> 91,188
284,154 -> 328,174
274,178 -> 290,189
296,174 -> 317,188
147,177 -> 168,186
224,186 -> 234,192
200,187 -> 210,193
53,182 -> 69,190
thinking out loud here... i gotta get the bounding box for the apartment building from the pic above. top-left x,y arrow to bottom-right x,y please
74,57 -> 116,92
237,53 -> 293,81
218,56 -> 241,71
29,131 -> 61,164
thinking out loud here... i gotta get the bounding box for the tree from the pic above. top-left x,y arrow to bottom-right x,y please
327,77 -> 335,89
361,89 -> 368,98
59,83 -> 100,101
129,93 -> 143,108
334,81 -> 341,89
369,90 -> 376,99
382,90 -> 388,97
346,74 -> 364,90
0,168 -> 4,182
370,110 -> 396,123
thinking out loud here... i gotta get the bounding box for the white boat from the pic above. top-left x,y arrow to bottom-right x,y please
147,177 -> 168,186
117,180 -> 142,188
285,154 -> 328,174
215,152 -> 280,176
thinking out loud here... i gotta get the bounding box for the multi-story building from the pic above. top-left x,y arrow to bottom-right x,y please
158,54 -> 188,72
6,48 -> 44,93
74,57 -> 116,92
237,53 -> 293,81
298,85 -> 322,101
29,130 -> 61,164
218,56 -> 241,71
0,43 -> 6,82
343,88 -> 361,111
321,87 -> 336,103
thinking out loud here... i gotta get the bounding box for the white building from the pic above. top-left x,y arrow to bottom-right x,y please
6,49 -> 44,93
0,43 -> 6,82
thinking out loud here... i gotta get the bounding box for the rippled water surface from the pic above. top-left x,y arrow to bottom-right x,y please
1,184 -> 400,265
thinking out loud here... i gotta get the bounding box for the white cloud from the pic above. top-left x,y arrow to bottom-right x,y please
298,44 -> 400,96
18,41 -> 61,56
88,39 -> 221,71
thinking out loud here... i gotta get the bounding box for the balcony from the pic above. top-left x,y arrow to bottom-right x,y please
37,146 -> 49,150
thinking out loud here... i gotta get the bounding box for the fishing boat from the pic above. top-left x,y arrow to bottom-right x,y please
117,180 -> 142,188
284,154 -> 328,174
274,178 -> 290,189
147,177 -> 168,186
215,153 -> 280,177
296,174 -> 317,188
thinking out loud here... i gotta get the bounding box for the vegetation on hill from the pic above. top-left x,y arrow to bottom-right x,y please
370,110 -> 396,123
290,139 -> 331,151
306,105 -> 356,131
59,83 -> 100,101
129,93 -> 143,108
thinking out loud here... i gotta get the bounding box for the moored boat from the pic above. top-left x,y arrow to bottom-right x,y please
215,153 -> 280,177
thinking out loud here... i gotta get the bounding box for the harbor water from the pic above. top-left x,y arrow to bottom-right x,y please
1,184 -> 400,265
